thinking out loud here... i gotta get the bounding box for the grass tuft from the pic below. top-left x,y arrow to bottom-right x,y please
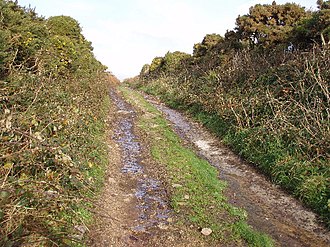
119,86 -> 274,246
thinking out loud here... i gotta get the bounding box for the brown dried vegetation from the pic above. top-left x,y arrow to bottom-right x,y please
135,1 -> 330,228
0,1 -> 113,245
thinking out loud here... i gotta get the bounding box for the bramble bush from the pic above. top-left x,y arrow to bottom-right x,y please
1,1 -> 113,245
135,1 -> 330,227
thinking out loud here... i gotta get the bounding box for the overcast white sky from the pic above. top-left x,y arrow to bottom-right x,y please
18,0 -> 316,80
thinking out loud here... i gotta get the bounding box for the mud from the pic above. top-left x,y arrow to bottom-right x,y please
109,90 -> 171,235
89,88 -> 212,247
144,95 -> 330,247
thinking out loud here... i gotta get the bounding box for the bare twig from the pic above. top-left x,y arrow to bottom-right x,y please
24,80 -> 45,114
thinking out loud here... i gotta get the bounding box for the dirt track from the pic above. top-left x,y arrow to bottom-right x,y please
88,87 -> 330,246
143,93 -> 330,247
88,88 -> 207,246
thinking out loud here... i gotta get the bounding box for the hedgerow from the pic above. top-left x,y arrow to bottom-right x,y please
1,1 -> 112,245
135,1 -> 330,227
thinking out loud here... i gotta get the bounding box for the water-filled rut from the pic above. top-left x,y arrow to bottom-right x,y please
109,90 -> 171,235
143,95 -> 330,247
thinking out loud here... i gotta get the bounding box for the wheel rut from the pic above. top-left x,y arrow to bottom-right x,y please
89,88 -> 206,246
110,89 -> 171,236
90,87 -> 329,247
143,94 -> 330,247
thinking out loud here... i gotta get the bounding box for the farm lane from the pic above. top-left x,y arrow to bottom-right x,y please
89,86 -> 330,246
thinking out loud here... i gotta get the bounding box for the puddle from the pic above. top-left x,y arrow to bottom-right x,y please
135,178 -> 171,228
144,94 -> 330,247
110,91 -> 142,174
109,90 -> 171,234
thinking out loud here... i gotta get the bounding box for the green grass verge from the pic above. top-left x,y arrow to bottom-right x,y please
135,82 -> 330,228
119,86 -> 274,247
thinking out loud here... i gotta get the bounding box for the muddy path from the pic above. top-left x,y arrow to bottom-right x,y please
88,88 -> 207,246
108,89 -> 171,234
142,94 -> 330,247
89,86 -> 330,247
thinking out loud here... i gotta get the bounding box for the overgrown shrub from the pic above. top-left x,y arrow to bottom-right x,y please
1,1 -> 112,245
135,1 -> 330,226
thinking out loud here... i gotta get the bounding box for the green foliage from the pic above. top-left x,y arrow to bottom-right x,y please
0,1 -> 111,245
43,15 -> 106,77
149,56 -> 164,72
135,1 -> 330,228
147,52 -> 190,76
291,1 -> 330,47
163,51 -> 191,73
120,86 -> 274,246
140,63 -> 150,76
0,1 -> 106,79
47,15 -> 83,41
234,221 -> 274,247
193,33 -> 224,57
235,2 -> 308,47
0,0 -> 47,76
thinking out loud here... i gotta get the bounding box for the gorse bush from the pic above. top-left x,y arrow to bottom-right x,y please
0,0 -> 46,76
136,1 -> 330,227
0,0 -> 112,245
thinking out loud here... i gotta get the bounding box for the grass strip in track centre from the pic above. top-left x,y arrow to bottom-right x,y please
119,86 -> 274,247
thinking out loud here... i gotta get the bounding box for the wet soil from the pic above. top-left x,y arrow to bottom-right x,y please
143,94 -> 330,247
88,88 -> 207,246
110,89 -> 171,235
